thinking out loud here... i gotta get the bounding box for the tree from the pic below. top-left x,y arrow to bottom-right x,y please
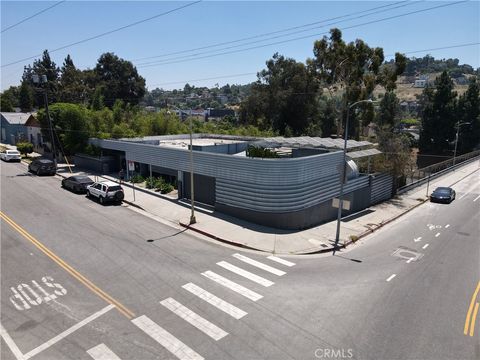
1,92 -> 14,112
377,91 -> 399,128
240,53 -> 320,135
58,55 -> 85,103
19,81 -> 34,112
16,142 -> 34,157
309,28 -> 406,139
418,71 -> 457,154
456,78 -> 480,153
93,53 -> 146,107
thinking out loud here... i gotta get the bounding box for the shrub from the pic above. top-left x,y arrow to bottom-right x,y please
160,183 -> 174,194
130,174 -> 144,183
145,176 -> 157,189
16,142 -> 34,157
349,235 -> 359,242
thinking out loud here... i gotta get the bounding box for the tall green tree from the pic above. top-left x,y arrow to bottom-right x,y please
19,81 -> 34,112
58,55 -> 85,104
309,28 -> 406,139
377,91 -> 400,128
456,78 -> 480,153
240,53 -> 320,135
419,71 -> 457,154
93,52 -> 146,107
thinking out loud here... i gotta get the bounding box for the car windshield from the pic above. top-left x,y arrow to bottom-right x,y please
435,188 -> 451,194
7,151 -> 20,154
77,177 -> 93,183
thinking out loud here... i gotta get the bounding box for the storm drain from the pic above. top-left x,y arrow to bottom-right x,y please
391,246 -> 424,262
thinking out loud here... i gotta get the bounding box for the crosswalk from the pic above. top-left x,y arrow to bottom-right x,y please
86,253 -> 296,360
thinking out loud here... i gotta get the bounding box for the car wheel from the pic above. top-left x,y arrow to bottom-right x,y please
86,190 -> 91,198
99,196 -> 105,205
115,192 -> 124,202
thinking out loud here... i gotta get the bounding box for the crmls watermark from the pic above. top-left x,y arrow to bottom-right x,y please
314,348 -> 354,359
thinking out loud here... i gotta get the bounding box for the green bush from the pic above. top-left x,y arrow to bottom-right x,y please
16,142 -> 34,157
160,183 -> 174,194
145,176 -> 157,189
130,174 -> 144,183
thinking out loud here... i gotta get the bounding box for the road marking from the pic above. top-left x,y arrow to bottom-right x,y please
474,195 -> 480,202
182,283 -> 247,319
470,303 -> 479,337
0,323 -> 24,360
464,281 -> 480,336
87,343 -> 122,360
459,192 -> 469,200
216,261 -> 274,287
435,232 -> 441,237
267,255 -> 295,267
445,224 -> 450,228
132,315 -> 204,360
23,305 -> 115,360
0,211 -> 134,319
414,237 -> 422,242
232,253 -> 286,276
201,271 -> 262,301
160,298 -> 228,341
406,258 -> 414,264
422,244 -> 429,249
386,274 -> 396,282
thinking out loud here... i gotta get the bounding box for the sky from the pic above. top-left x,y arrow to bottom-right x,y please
1,1 -> 479,92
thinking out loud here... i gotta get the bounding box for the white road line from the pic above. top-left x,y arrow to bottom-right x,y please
217,261 -> 274,287
474,195 -> 480,202
182,283 -> 247,319
460,192 -> 469,200
445,224 -> 450,228
0,323 -> 24,360
232,253 -> 286,276
423,244 -> 429,249
201,271 -> 263,301
406,258 -> 414,264
132,315 -> 204,360
87,343 -> 122,360
160,298 -> 228,341
386,274 -> 397,282
23,304 -> 115,360
414,237 -> 422,242
267,255 -> 295,267
435,232 -> 441,237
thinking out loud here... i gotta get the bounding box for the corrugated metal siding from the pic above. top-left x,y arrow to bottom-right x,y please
370,173 -> 393,205
216,176 -> 369,212
91,139 -> 343,185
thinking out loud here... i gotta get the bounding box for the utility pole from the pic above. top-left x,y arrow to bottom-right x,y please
33,74 -> 56,166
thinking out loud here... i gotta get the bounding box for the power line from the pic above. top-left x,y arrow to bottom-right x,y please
1,1 -> 66,34
133,0 -> 412,62
137,0 -> 468,69
1,0 -> 202,68
149,72 -> 257,87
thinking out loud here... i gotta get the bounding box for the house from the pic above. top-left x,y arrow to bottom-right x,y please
0,112 -> 33,145
25,115 -> 44,153
413,79 -> 427,88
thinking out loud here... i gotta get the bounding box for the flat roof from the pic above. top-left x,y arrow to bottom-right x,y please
158,137 -> 245,149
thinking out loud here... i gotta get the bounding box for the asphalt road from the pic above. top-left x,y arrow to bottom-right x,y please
1,160 -> 479,360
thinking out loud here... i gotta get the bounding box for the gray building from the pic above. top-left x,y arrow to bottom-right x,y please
0,112 -> 32,145
89,134 -> 388,229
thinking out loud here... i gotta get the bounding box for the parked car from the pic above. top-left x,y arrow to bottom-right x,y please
0,149 -> 21,162
86,181 -> 124,204
62,175 -> 94,193
28,158 -> 56,176
430,187 -> 456,203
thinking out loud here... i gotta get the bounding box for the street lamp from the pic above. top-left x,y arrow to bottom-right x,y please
168,106 -> 196,224
453,120 -> 471,167
32,74 -> 56,166
333,99 -> 374,254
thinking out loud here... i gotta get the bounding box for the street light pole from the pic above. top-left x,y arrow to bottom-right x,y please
189,115 -> 196,224
333,99 -> 373,254
33,74 -> 56,167
453,120 -> 471,167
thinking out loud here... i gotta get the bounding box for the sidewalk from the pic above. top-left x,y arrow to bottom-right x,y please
55,160 -> 479,255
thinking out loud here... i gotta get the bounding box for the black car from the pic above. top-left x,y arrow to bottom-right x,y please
62,175 -> 94,193
430,187 -> 456,203
28,159 -> 56,176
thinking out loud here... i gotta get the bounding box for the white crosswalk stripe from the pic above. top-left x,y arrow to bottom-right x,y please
182,283 -> 247,319
267,255 -> 296,267
160,298 -> 228,341
132,315 -> 204,360
217,261 -> 274,287
202,270 -> 263,301
232,253 -> 286,276
87,343 -> 122,360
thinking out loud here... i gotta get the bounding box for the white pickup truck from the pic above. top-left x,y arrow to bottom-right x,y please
86,181 -> 125,204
